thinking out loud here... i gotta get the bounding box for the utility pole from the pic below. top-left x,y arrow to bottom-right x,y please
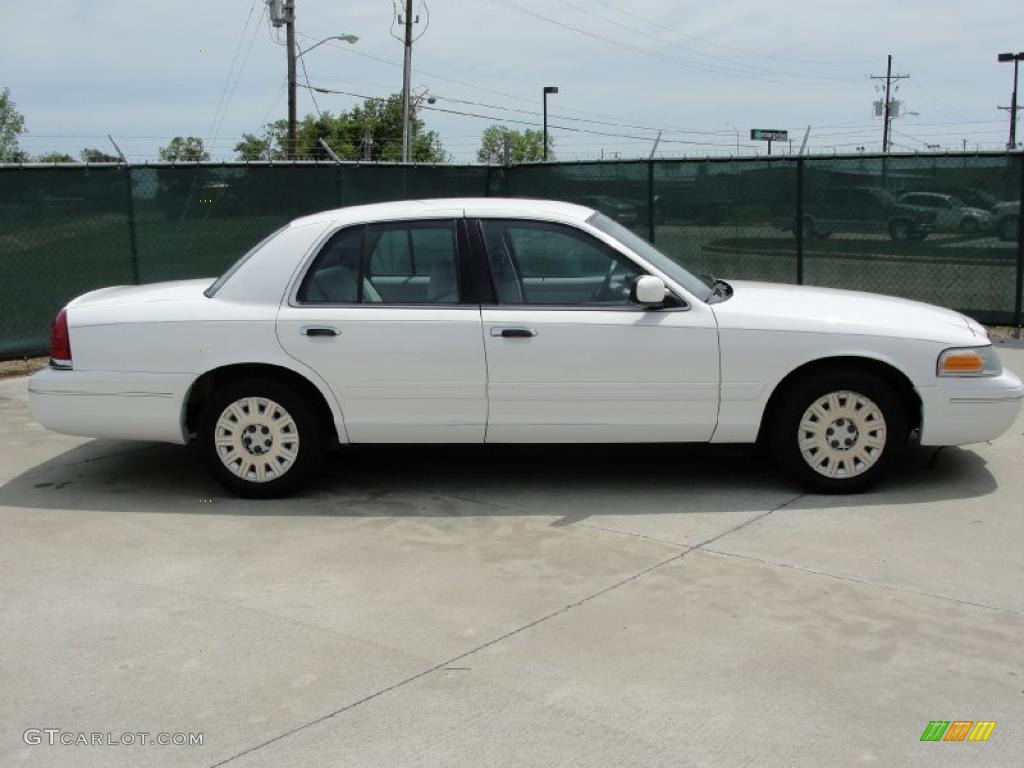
798,125 -> 811,155
543,86 -> 559,161
400,0 -> 414,162
870,55 -> 910,153
997,52 -> 1023,150
648,130 -> 662,160
284,0 -> 297,159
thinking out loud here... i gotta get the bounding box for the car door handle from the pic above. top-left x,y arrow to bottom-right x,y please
301,325 -> 339,337
490,327 -> 537,338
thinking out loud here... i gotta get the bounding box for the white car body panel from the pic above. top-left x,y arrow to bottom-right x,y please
482,307 -> 719,442
277,306 -> 488,443
26,198 -> 1024,457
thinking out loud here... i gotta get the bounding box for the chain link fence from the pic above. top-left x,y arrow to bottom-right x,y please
1,154 -> 1021,358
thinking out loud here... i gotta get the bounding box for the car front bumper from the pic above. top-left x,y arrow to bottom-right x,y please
28,368 -> 192,445
918,367 -> 1024,446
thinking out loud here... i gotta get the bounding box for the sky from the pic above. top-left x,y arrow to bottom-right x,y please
2,0 -> 1023,162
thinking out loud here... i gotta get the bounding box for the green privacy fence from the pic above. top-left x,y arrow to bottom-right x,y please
1,153 -> 1022,358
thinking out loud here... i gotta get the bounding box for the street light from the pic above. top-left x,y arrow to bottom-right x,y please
725,122 -> 740,154
297,34 -> 359,57
288,34 -> 359,159
543,86 -> 558,161
997,52 -> 1024,150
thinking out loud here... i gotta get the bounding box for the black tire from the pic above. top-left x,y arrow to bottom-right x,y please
801,216 -> 818,240
959,217 -> 980,235
999,214 -> 1019,242
770,368 -> 907,494
198,378 -> 325,498
888,219 -> 912,242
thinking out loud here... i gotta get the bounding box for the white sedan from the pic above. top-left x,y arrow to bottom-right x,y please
28,198 -> 1024,497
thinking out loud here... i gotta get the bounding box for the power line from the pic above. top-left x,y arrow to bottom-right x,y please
206,0 -> 262,146
588,0 -> 876,68
552,0 -> 861,83
486,0 -> 854,85
300,82 -> 738,147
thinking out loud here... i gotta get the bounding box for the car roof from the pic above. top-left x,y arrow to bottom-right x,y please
289,198 -> 596,229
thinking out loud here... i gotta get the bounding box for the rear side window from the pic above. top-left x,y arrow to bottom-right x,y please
297,220 -> 461,304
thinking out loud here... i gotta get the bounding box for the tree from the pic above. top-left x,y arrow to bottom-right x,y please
35,151 -> 74,163
236,93 -> 445,163
158,136 -> 210,162
234,132 -> 273,161
80,147 -> 119,163
0,87 -> 28,163
476,125 -> 551,164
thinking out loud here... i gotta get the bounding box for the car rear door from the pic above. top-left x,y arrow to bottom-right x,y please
277,214 -> 487,443
469,214 -> 720,443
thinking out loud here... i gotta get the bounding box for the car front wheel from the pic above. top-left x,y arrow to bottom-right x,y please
771,369 -> 907,494
199,379 -> 324,498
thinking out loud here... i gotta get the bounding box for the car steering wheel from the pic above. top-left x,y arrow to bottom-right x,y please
593,262 -> 617,302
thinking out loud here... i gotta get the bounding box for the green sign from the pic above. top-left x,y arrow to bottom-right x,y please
750,129 -> 788,141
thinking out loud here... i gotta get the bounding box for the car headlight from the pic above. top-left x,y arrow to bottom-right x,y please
937,345 -> 1002,377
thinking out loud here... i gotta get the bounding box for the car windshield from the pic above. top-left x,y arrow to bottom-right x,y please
587,213 -> 713,301
204,226 -> 287,297
874,189 -> 898,206
966,189 -> 998,208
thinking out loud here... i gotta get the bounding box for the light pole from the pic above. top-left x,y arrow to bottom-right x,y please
997,52 -> 1023,150
725,122 -> 739,154
288,33 -> 358,159
543,86 -> 558,161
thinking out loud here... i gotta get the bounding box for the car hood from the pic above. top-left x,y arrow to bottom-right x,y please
68,278 -> 214,307
710,280 -> 983,344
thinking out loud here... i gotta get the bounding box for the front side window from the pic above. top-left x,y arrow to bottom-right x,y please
297,220 -> 461,304
479,219 -> 644,306
587,213 -> 711,301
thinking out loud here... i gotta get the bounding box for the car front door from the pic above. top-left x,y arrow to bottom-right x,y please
277,215 -> 487,443
471,215 -> 720,443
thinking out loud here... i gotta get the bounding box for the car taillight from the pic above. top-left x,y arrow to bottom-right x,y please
50,308 -> 72,369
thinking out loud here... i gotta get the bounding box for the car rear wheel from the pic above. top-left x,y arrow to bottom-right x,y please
802,216 -> 818,240
771,369 -> 907,494
199,378 -> 324,498
888,219 -> 912,241
959,217 -> 980,235
999,214 -> 1019,242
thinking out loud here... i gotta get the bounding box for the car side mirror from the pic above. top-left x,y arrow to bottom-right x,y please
630,275 -> 668,306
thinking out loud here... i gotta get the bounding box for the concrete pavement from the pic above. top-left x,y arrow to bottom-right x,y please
2,349 -> 1022,767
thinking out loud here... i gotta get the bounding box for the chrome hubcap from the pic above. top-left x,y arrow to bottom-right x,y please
214,397 -> 299,483
798,390 -> 886,479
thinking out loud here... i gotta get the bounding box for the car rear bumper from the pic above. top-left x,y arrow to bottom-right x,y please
28,368 -> 192,444
918,367 -> 1024,446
